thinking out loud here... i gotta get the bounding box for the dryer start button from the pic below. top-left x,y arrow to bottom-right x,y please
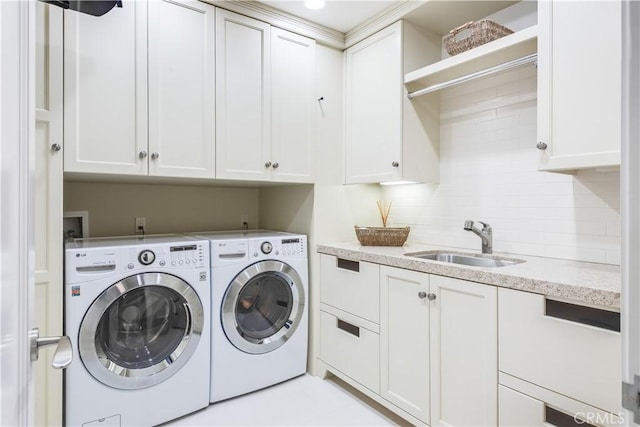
138,250 -> 156,265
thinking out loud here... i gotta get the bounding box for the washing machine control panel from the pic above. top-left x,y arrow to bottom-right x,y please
125,244 -> 206,270
249,236 -> 307,258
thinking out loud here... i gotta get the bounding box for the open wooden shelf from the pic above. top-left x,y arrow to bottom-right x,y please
404,25 -> 537,95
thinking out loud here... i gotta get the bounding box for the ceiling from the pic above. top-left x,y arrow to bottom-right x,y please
257,0 -> 398,33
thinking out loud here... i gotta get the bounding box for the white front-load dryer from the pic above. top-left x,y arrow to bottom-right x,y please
192,230 -> 308,403
64,235 -> 211,427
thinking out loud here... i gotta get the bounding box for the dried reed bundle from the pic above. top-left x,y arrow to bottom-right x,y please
377,200 -> 392,227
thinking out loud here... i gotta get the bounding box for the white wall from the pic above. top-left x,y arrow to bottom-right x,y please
64,181 -> 260,236
382,66 -> 621,265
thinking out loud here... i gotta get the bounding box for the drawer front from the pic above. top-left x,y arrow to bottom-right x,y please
320,310 -> 380,393
499,376 -> 624,427
498,288 -> 621,413
320,254 -> 380,323
499,385 -> 545,426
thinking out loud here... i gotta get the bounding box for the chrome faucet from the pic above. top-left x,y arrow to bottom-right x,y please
464,220 -> 492,254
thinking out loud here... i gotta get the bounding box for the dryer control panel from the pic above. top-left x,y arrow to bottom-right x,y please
248,236 -> 307,259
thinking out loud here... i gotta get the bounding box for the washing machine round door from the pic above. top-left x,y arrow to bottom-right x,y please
221,260 -> 305,354
79,272 -> 204,390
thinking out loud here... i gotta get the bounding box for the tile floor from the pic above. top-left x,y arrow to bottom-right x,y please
165,374 -> 408,426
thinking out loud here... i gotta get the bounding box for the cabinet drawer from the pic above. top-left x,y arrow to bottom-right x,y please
320,254 -> 380,323
499,377 -> 623,427
498,288 -> 621,413
320,310 -> 380,394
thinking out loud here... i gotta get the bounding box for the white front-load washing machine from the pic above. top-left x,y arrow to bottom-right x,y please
64,235 -> 211,426
192,230 -> 308,403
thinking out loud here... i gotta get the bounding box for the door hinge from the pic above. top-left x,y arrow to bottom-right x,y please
623,375 -> 640,423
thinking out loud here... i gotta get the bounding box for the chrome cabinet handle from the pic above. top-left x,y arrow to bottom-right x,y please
536,141 -> 548,150
29,328 -> 73,369
151,152 -> 159,160
50,143 -> 61,152
272,162 -> 279,169
392,161 -> 399,167
265,161 -> 272,168
418,291 -> 427,299
427,293 -> 436,301
139,150 -> 147,159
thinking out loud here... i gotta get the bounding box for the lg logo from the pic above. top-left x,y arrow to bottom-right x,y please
75,253 -> 87,258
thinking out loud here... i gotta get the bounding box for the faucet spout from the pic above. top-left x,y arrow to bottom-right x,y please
463,220 -> 493,254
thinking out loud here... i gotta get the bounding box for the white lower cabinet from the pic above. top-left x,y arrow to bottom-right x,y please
320,257 -> 622,426
498,379 -> 624,427
429,275 -> 497,427
498,288 -> 621,415
380,267 -> 430,423
320,257 -> 497,426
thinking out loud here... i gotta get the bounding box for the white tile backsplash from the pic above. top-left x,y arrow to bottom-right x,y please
382,67 -> 621,265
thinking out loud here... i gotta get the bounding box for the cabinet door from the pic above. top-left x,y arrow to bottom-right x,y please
271,27 -> 316,183
35,3 -> 63,425
537,0 -> 621,171
215,9 -> 271,180
345,22 -> 402,184
429,275 -> 497,426
64,1 -> 147,175
379,266 -> 429,423
148,0 -> 215,178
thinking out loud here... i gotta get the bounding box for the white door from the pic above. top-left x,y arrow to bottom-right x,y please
215,9 -> 271,181
1,3 -> 72,426
35,2 -> 64,425
429,275 -> 497,427
379,266 -> 430,423
622,1 -> 640,424
270,27 -> 316,183
148,0 -> 215,179
345,22 -> 402,184
1,1 -> 36,424
64,0 -> 148,175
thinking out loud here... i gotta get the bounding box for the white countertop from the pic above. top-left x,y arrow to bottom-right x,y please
317,242 -> 621,310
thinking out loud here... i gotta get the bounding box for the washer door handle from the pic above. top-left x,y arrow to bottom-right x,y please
29,328 -> 73,369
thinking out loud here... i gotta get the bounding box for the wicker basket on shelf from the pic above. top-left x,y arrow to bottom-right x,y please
354,226 -> 410,247
444,20 -> 513,56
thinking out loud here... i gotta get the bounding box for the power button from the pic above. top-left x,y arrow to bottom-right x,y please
138,250 -> 155,265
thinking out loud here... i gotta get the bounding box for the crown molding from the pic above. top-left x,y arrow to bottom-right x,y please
202,0 -> 346,49
344,1 -> 425,48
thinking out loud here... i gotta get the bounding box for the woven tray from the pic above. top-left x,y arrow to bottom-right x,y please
355,226 -> 410,247
444,20 -> 513,56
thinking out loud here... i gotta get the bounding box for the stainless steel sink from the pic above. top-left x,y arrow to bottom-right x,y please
405,251 -> 525,268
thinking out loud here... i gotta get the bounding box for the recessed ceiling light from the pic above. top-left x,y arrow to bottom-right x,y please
304,0 -> 326,10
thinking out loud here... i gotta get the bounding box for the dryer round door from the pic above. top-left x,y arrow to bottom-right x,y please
221,260 -> 305,354
79,272 -> 204,390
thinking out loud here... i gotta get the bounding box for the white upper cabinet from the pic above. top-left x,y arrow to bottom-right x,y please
537,0 -> 621,171
148,0 -> 215,178
345,20 -> 439,184
64,0 -> 215,178
64,1 -> 148,175
270,27 -> 316,183
216,10 -> 316,183
215,9 -> 271,181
